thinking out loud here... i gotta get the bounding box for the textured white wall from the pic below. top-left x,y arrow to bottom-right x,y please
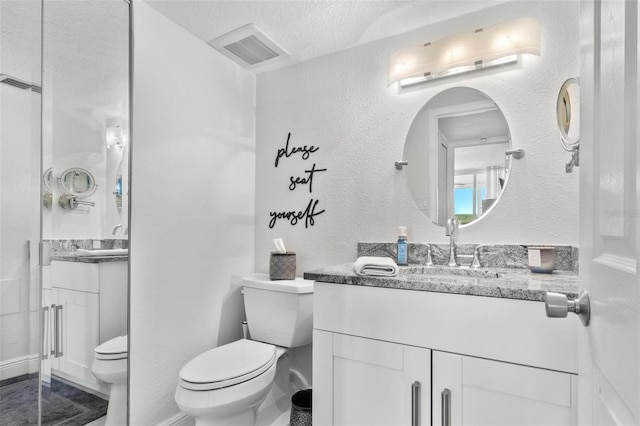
130,2 -> 256,424
256,1 -> 580,275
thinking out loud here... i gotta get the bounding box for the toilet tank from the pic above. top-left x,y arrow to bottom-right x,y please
243,273 -> 313,348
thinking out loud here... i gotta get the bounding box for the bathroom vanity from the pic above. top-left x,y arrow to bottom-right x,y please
307,264 -> 579,426
42,255 -> 128,393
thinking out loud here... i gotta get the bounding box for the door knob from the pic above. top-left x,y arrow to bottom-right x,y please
545,290 -> 590,326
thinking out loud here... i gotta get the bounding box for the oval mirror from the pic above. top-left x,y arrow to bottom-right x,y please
557,78 -> 579,150
404,87 -> 512,227
58,167 -> 97,198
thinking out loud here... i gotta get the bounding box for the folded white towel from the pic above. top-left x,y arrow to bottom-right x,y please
353,256 -> 399,277
77,248 -> 128,257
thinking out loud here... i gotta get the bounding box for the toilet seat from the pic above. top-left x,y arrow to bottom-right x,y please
179,339 -> 276,391
95,335 -> 128,360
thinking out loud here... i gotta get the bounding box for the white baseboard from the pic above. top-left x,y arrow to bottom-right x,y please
0,353 -> 40,380
158,412 -> 193,426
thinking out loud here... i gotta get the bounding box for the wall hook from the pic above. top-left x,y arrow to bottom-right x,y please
395,160 -> 409,170
505,148 -> 525,160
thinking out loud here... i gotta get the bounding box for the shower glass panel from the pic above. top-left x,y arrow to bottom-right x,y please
0,1 -> 130,424
0,0 -> 43,424
42,0 -> 130,423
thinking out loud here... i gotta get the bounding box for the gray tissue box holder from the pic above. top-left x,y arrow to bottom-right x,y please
270,252 -> 296,280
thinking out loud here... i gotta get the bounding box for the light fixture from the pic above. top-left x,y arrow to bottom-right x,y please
389,18 -> 540,87
105,116 -> 128,149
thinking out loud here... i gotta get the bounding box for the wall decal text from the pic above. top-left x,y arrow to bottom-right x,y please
269,133 -> 327,228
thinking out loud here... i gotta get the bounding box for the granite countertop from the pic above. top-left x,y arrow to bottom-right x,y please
52,254 -> 128,263
303,263 -> 579,302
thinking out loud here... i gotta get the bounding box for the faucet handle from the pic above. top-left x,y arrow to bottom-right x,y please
471,245 -> 485,268
424,243 -> 434,266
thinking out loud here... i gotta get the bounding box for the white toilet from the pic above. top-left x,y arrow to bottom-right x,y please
175,273 -> 313,426
91,335 -> 128,426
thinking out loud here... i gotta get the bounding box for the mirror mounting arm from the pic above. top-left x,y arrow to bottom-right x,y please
505,148 -> 525,160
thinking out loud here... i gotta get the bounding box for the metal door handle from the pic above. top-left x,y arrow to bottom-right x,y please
41,306 -> 49,360
55,305 -> 63,357
411,381 -> 420,426
441,388 -> 451,426
545,290 -> 591,326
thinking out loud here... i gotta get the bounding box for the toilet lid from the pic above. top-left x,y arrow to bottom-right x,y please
179,339 -> 276,391
95,335 -> 128,360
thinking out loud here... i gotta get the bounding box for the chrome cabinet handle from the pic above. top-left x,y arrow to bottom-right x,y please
50,304 -> 56,356
55,305 -> 63,357
41,306 -> 49,360
545,290 -> 591,326
441,388 -> 451,426
411,381 -> 421,426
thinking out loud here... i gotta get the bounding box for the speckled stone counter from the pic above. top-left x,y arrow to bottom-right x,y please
303,263 -> 579,302
52,254 -> 128,263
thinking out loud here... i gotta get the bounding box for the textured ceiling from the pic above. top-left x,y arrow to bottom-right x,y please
145,0 -> 507,73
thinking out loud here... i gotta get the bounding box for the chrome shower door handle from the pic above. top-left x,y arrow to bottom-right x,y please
441,388 -> 451,426
411,381 -> 421,426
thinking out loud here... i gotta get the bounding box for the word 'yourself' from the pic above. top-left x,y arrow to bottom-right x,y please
269,199 -> 325,229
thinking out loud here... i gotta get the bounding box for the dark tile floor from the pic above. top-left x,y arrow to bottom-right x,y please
0,374 -> 108,425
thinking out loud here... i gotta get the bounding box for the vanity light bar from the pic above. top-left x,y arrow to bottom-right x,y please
389,18 -> 540,86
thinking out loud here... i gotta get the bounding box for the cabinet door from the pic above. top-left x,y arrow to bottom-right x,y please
314,330 -> 431,426
56,288 -> 100,385
433,351 -> 576,426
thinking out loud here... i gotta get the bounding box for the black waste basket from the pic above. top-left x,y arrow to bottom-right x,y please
290,389 -> 312,426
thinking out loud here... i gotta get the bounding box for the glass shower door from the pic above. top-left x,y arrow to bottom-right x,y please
0,0 -> 43,424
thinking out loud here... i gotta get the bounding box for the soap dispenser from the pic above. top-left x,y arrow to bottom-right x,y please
397,226 -> 408,266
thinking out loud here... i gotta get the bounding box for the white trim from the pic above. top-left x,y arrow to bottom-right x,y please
157,412 -> 192,426
0,353 -> 40,380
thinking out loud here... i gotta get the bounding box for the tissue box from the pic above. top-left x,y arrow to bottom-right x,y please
270,252 -> 296,280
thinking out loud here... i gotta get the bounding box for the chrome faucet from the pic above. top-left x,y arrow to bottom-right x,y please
112,224 -> 122,235
445,217 -> 459,267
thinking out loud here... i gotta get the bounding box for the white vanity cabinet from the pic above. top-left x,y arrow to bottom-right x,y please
432,351 -> 575,426
42,260 -> 127,392
313,282 -> 578,426
314,330 -> 431,425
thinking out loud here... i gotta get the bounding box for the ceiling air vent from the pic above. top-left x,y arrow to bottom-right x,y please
209,24 -> 289,70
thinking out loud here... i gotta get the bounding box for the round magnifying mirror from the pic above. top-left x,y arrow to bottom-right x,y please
557,78 -> 580,150
404,87 -> 512,227
42,168 -> 53,209
58,167 -> 97,198
43,167 -> 53,192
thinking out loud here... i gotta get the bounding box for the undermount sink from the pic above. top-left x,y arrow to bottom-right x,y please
76,248 -> 128,257
400,265 -> 501,279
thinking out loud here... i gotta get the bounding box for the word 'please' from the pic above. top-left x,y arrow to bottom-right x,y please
269,199 -> 325,229
274,133 -> 319,167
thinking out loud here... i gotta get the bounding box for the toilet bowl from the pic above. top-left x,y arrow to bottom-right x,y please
175,274 -> 313,426
91,335 -> 128,426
